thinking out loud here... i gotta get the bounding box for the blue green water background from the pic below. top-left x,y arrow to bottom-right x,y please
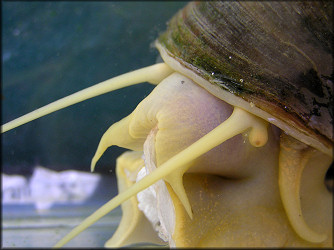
2,1 -> 188,175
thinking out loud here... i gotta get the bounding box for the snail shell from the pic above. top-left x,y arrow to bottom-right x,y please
156,1 -> 333,156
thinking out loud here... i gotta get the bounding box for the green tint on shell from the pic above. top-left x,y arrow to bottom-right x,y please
157,1 -> 333,151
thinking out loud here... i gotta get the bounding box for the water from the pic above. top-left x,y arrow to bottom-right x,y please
2,203 -> 122,248
2,1 -> 188,175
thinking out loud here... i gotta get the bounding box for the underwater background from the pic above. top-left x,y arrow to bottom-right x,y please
2,1 -> 189,176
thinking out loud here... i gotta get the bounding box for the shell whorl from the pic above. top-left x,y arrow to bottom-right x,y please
157,1 -> 333,152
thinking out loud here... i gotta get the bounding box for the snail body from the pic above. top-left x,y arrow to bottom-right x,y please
2,1 -> 333,248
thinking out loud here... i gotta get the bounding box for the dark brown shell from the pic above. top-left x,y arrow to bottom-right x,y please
157,1 -> 333,151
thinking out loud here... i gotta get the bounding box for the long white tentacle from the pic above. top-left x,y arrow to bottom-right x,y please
1,63 -> 173,133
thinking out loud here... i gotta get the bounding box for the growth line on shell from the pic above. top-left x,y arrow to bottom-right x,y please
1,63 -> 173,133
53,107 -> 268,248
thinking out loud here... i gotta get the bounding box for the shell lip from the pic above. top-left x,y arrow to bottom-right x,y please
155,41 -> 333,158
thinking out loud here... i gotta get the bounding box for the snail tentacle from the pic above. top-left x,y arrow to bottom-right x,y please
1,63 -> 173,133
90,114 -> 144,172
279,134 -> 327,243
